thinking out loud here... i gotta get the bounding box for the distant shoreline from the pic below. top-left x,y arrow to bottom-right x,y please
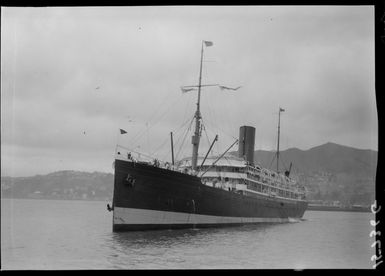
1,196 -> 111,203
307,204 -> 371,213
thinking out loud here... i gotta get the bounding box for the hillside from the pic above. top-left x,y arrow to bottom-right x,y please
1,170 -> 114,201
251,142 -> 377,177
249,142 -> 377,206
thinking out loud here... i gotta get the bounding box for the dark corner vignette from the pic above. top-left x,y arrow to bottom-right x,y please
373,1 -> 384,273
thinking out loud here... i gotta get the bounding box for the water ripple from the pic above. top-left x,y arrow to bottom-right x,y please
1,199 -> 375,269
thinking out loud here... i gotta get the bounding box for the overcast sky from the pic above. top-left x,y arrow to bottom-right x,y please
1,6 -> 376,177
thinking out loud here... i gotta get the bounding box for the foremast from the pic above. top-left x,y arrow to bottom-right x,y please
191,41 -> 209,171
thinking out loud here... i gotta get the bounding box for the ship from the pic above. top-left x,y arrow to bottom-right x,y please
110,41 -> 308,231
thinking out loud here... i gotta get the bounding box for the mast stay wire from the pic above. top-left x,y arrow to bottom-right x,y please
149,90 -> 195,159
268,144 -> 289,173
130,97 -> 184,147
152,115 -> 196,160
279,132 -> 289,172
203,85 -> 230,155
202,122 -> 212,153
128,91 -> 187,147
220,90 -> 236,143
268,152 -> 276,171
175,118 -> 194,162
202,117 -> 237,141
152,115 -> 195,154
203,118 -> 238,157
175,116 -> 195,161
201,90 -> 238,142
173,114 -> 195,146
202,90 -> 216,154
126,89 -> 177,145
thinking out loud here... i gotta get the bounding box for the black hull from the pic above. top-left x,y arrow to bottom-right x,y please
112,159 -> 308,231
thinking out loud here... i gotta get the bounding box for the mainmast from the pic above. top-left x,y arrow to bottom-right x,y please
191,40 -> 212,170
276,107 -> 285,173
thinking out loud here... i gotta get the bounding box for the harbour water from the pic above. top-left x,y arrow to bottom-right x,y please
1,198 -> 375,269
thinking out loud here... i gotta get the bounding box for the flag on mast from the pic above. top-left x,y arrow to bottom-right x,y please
204,41 -> 213,47
120,129 -> 127,134
219,85 -> 242,91
181,87 -> 197,93
279,107 -> 285,112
